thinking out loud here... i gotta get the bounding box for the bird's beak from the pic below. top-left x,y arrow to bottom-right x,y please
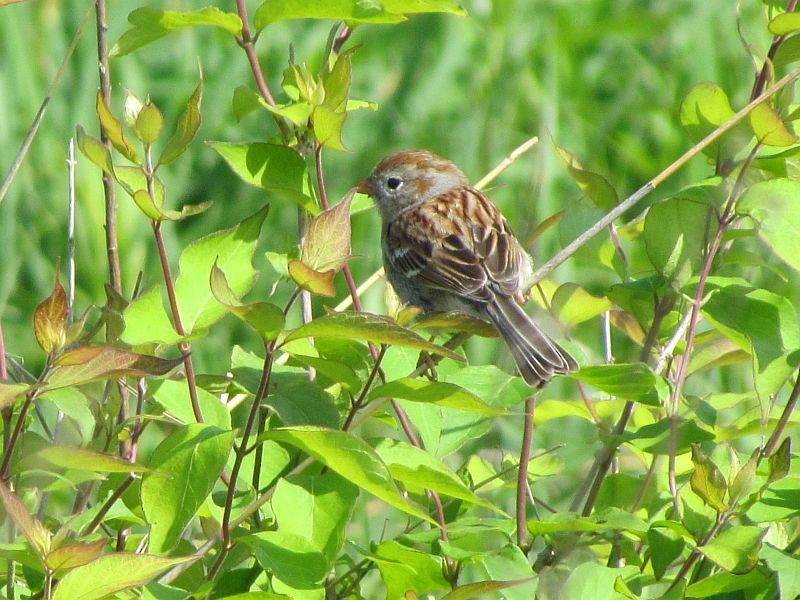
356,178 -> 376,197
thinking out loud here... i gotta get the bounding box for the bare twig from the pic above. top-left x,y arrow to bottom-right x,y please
516,395 -> 536,549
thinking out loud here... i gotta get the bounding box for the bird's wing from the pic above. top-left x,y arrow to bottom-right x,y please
385,187 -> 525,303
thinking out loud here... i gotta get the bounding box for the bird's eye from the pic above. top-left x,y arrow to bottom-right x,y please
386,176 -> 403,191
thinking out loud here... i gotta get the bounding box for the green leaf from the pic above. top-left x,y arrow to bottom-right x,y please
111,7 -> 242,56
260,426 -> 436,525
562,562 -> 640,600
728,448 -> 759,505
769,12 -> 800,35
701,284 -> 800,398
271,473 -> 358,564
207,142 -> 314,211
287,259 -> 336,297
0,383 -> 29,410
679,82 -> 751,160
0,482 -> 50,560
232,85 -> 264,122
284,312 -> 465,362
159,80 -> 203,166
254,0 -> 404,30
372,540 -> 449,599
210,261 -> 285,340
313,105 -> 348,150
774,33 -> 800,67
141,424 -> 233,553
554,144 -> 618,210
648,526 -> 685,581
95,90 -> 138,163
134,100 -> 163,145
121,285 -> 181,346
767,437 -> 791,483
551,283 -> 612,326
749,102 -> 797,146
151,379 -> 231,431
242,531 -> 328,587
684,568 -> 773,598
737,178 -> 800,272
261,373 -> 339,428
369,378 -> 505,415
44,346 -> 183,390
571,363 -> 665,406
301,192 -> 352,273
480,545 -> 537,600
624,418 -> 715,455
76,125 -> 114,176
761,543 -> 800,600
440,579 -> 536,600
644,197 -> 717,284
374,439 -> 503,512
690,443 -> 728,512
34,446 -> 151,474
698,526 -> 765,574
51,553 -> 196,600
172,206 -> 268,334
45,539 -> 106,572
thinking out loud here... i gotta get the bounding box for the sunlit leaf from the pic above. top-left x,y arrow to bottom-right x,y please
369,378 -> 505,415
690,443 -> 728,512
0,383 -> 29,410
680,82 -> 751,160
159,80 -> 202,165
35,446 -> 151,474
554,144 -> 618,210
95,90 -> 138,163
134,99 -> 163,145
141,424 -> 233,553
767,437 -> 791,484
737,178 -> 800,272
210,261 -> 285,340
33,269 -> 68,354
260,426 -> 436,525
52,553 -> 197,600
287,259 -> 336,297
749,102 -> 797,147
284,312 -> 465,362
46,539 -> 106,572
698,526 -> 765,574
0,482 -> 50,560
374,439 -> 503,512
45,346 -> 183,390
76,125 -> 114,176
111,7 -> 242,56
301,191 -> 353,273
207,142 -> 315,211
571,363 -> 665,406
644,197 -> 717,285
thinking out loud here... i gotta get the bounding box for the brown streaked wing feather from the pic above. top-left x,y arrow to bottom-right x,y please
385,186 -> 525,302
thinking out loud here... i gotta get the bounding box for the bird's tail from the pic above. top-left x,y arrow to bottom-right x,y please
485,296 -> 577,388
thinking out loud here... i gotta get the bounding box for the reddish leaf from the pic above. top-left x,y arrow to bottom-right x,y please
46,539 -> 106,571
0,482 -> 50,561
33,269 -> 68,354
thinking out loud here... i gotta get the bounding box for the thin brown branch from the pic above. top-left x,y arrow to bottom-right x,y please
516,395 -> 536,549
763,371 -> 800,457
152,222 -> 204,423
